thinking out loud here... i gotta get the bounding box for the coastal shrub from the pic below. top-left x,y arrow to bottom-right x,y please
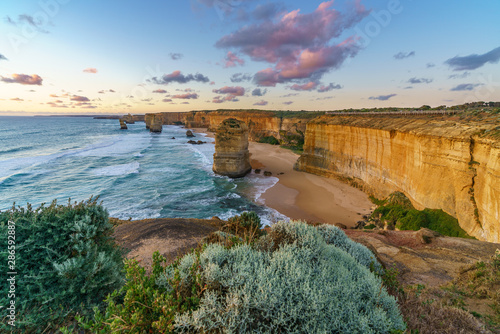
396,209 -> 429,231
175,221 -> 405,333
258,135 -> 280,145
0,197 -> 125,333
423,209 -> 470,238
225,211 -> 264,242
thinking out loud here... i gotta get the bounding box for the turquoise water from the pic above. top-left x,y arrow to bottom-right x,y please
0,117 -> 285,224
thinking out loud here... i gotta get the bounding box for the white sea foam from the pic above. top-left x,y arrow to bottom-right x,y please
92,162 -> 140,176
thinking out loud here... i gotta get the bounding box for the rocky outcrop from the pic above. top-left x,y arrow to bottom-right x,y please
122,113 -> 136,124
149,114 -> 162,133
213,118 -> 251,178
186,130 -> 195,137
119,119 -> 128,130
295,115 -> 500,242
145,114 -> 154,129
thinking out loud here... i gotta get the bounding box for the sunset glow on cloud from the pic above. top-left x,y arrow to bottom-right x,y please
0,0 -> 498,114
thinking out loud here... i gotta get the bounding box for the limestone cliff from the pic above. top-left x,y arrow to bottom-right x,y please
295,115 -> 500,242
213,118 -> 251,178
119,119 -> 127,130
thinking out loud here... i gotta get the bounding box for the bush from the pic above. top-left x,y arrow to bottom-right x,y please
174,221 -> 405,333
258,136 -> 280,145
396,209 -> 429,231
0,198 -> 125,333
423,209 -> 470,238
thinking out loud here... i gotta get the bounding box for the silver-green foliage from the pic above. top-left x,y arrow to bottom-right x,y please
174,221 -> 406,333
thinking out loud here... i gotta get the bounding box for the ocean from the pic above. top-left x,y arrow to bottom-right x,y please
0,116 -> 286,225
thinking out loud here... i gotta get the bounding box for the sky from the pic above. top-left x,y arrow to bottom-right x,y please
0,0 -> 499,115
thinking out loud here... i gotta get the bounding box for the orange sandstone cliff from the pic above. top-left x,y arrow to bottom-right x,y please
295,115 -> 500,243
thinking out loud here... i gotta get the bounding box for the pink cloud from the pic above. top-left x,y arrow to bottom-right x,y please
224,51 -> 245,68
290,81 -> 318,91
253,100 -> 268,106
210,81 -> 215,85
10,97 -> 24,101
83,68 -> 98,74
70,95 -> 90,102
162,98 -> 173,102
283,101 -> 294,105
153,89 -> 168,93
1,74 -> 43,85
172,93 -> 199,99
216,1 -> 368,86
213,86 -> 245,96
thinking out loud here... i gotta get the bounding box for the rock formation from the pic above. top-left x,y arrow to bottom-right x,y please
122,113 -> 135,124
119,119 -> 128,130
213,118 -> 251,178
145,114 -> 154,129
149,114 -> 162,133
295,115 -> 500,243
186,130 -> 195,137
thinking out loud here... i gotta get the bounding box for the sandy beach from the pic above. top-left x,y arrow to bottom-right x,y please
193,128 -> 373,228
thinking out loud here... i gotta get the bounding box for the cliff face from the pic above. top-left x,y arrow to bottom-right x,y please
296,116 -> 500,242
213,118 -> 251,178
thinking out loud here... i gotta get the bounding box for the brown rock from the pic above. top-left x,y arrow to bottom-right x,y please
150,114 -> 162,133
263,171 -> 272,176
213,118 -> 251,178
145,114 -> 154,129
186,130 -> 195,137
416,228 -> 441,244
334,223 -> 348,229
119,119 -> 128,130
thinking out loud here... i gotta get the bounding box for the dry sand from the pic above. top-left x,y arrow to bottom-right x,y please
191,127 -> 374,228
248,142 -> 373,227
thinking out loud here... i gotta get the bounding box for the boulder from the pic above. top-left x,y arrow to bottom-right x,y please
119,119 -> 128,130
213,118 -> 251,178
186,130 -> 195,137
263,171 -> 272,176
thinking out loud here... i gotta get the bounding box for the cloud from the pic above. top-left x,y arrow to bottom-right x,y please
10,97 -> 24,101
252,88 -> 267,96
407,77 -> 433,84
448,72 -> 471,79
283,101 -> 294,105
252,3 -> 284,20
281,93 -> 299,98
0,54 -> 7,61
369,94 -> 397,101
151,70 -> 210,84
394,51 -> 415,60
426,63 -> 435,68
290,81 -> 318,91
1,74 -> 43,85
213,86 -> 245,96
212,85 -> 245,103
6,14 -> 49,33
162,98 -> 173,102
172,93 -> 199,99
230,73 -> 252,83
445,46 -> 500,71
83,68 -> 98,74
450,83 -> 483,91
216,1 -> 369,87
169,53 -> 183,60
224,51 -> 245,68
98,89 -> 115,94
153,89 -> 168,93
253,100 -> 268,106
70,95 -> 90,102
317,82 -> 342,92
210,81 -> 216,85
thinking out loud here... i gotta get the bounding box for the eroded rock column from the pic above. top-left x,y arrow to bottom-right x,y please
150,114 -> 162,133
213,118 -> 251,178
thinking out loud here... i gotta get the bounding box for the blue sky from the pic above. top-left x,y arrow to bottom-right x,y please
0,0 -> 499,115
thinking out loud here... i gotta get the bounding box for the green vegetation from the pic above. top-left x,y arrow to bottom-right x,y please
0,198 -> 125,333
258,135 -> 280,145
371,192 -> 472,238
80,221 -> 404,333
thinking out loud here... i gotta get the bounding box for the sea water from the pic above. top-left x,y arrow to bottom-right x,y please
0,117 -> 286,225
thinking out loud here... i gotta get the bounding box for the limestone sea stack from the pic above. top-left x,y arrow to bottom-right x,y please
145,114 -> 154,129
213,118 -> 251,178
150,114 -> 162,133
119,118 -> 128,129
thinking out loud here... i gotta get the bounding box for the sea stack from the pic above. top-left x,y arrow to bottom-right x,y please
119,118 -> 128,130
123,113 -> 135,124
145,114 -> 154,129
213,118 -> 251,178
150,114 -> 162,133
